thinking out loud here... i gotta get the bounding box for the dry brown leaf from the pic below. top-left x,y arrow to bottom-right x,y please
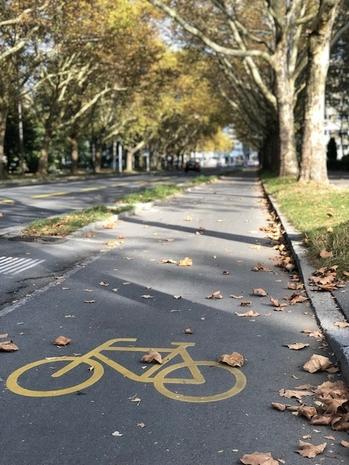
251,263 -> 272,272
161,258 -> 177,265
271,402 -> 287,411
184,328 -> 193,335
103,221 -> 117,230
289,293 -> 308,305
310,414 -> 333,426
0,341 -> 19,352
141,351 -> 162,364
53,336 -> 71,346
240,451 -> 279,465
84,299 -> 96,304
320,249 -> 333,259
178,257 -> 192,267
252,288 -> 267,297
288,282 -> 304,290
302,329 -> 323,339
285,343 -> 309,351
297,440 -> 326,458
240,300 -> 252,307
206,290 -> 223,300
341,440 -> 349,448
230,294 -> 243,299
298,405 -> 317,420
218,352 -> 245,368
279,389 -> 314,400
235,310 -> 260,318
303,354 -> 332,373
334,321 -> 349,329
270,297 -> 287,309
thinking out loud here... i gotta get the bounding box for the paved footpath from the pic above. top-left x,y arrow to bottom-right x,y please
0,172 -> 348,465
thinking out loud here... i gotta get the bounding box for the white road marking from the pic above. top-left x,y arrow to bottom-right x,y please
0,257 -> 45,275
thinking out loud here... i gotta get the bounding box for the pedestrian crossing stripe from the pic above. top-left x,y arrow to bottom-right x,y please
0,256 -> 45,275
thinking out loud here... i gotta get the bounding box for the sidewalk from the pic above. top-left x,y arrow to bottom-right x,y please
0,172 -> 347,465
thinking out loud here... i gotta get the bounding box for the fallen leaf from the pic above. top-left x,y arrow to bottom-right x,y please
53,336 -> 71,346
240,451 -> 279,465
99,281 -> 109,287
303,354 -> 332,373
178,257 -> 193,267
285,343 -> 309,351
84,300 -> 96,304
251,263 -> 272,272
341,440 -> 349,448
252,288 -> 267,297
141,295 -> 154,299
297,440 -> 326,458
334,321 -> 349,329
270,297 -> 287,309
240,300 -> 251,307
310,414 -> 333,425
161,258 -> 177,264
112,431 -> 123,437
218,352 -> 245,367
320,249 -> 333,259
279,389 -> 313,400
230,294 -> 243,299
0,341 -> 19,352
302,329 -> 323,339
184,328 -> 193,335
173,295 -> 182,300
103,221 -> 117,229
137,422 -> 146,428
222,270 -> 230,275
271,402 -> 287,411
288,282 -> 304,290
298,405 -> 317,420
206,290 -> 223,300
235,310 -> 260,318
141,351 -> 162,364
289,293 -> 308,305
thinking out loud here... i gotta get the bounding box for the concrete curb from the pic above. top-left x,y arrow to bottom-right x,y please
261,182 -> 349,384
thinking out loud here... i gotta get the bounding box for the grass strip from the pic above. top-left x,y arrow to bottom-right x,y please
261,172 -> 349,277
23,175 -> 217,237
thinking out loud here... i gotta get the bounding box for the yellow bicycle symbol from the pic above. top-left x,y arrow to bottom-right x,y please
6,338 -> 247,403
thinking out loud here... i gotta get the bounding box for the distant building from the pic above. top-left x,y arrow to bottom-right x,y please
325,104 -> 349,159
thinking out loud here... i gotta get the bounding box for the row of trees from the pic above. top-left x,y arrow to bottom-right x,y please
0,0 -> 233,178
149,0 -> 349,182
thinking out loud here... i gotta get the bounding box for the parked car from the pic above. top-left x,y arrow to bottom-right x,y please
185,159 -> 201,172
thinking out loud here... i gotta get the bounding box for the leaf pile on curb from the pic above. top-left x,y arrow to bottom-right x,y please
273,380 -> 349,432
309,266 -> 344,291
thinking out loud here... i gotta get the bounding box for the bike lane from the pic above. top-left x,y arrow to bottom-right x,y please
0,172 -> 348,465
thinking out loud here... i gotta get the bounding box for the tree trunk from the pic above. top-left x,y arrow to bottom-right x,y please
126,149 -> 134,172
299,1 -> 339,183
38,135 -> 50,175
275,62 -> 299,177
69,135 -> 79,175
0,108 -> 8,179
261,129 -> 279,172
94,145 -> 102,173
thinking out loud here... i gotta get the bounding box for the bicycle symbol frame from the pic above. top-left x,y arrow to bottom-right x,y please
6,338 -> 247,403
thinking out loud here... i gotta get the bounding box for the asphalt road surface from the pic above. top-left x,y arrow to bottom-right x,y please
0,171 -> 205,232
0,172 -> 348,465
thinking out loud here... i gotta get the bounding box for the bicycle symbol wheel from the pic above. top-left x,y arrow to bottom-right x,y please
6,357 -> 104,397
153,361 -> 247,403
